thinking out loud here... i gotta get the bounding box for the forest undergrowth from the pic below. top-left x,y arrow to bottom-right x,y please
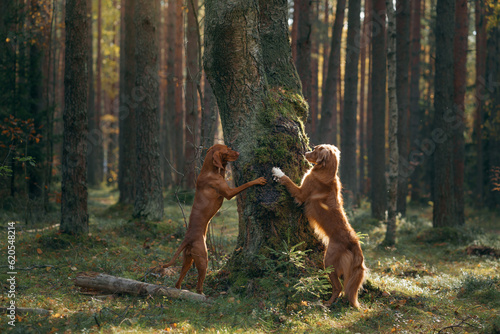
0,187 -> 499,333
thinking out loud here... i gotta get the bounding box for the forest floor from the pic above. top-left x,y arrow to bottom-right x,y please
0,186 -> 499,333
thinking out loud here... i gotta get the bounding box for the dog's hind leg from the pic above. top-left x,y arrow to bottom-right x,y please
193,248 -> 208,295
175,251 -> 194,290
324,247 -> 343,305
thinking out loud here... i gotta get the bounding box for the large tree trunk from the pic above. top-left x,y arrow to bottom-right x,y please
201,75 -> 218,152
60,0 -> 90,235
370,0 -> 387,219
433,0 -> 457,227
396,0 -> 410,216
132,0 -> 164,221
184,0 -> 199,189
118,0 -> 137,205
204,0 -> 320,282
318,0 -> 346,146
384,0 -> 398,246
340,0 -> 361,206
452,0 -> 467,225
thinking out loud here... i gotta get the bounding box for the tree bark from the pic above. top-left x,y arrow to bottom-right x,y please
474,0 -> 486,204
309,2 -> 319,138
452,0 -> 467,225
370,0 -> 387,219
75,272 -> 210,303
396,0 -> 410,215
60,0 -> 90,234
409,0 -> 422,202
205,0 -> 320,282
184,0 -> 200,189
341,0 -> 361,205
174,0 -> 184,186
321,0 -> 330,91
433,0 -> 456,227
88,0 -> 104,187
295,0 -> 312,127
484,8 -> 500,208
164,0 -> 176,188
133,0 -> 164,221
318,0 -> 346,146
201,75 -> 218,152
118,0 -> 137,204
358,0 -> 371,196
27,0 -> 45,201
384,0 -> 398,246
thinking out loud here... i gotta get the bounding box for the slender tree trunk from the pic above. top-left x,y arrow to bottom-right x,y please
318,0 -> 346,145
341,0 -> 361,206
484,6 -> 500,208
296,0 -> 312,128
474,0 -> 486,205
174,0 -> 184,186
385,0 -> 398,246
86,0 -> 96,186
118,0 -> 137,204
322,0 -> 330,90
371,0 -> 387,219
205,0 -> 319,281
433,0 -> 456,228
292,0 -> 298,61
88,0 -> 104,187
409,0 -> 422,202
133,0 -> 164,221
366,0 -> 373,198
452,0 -> 467,225
310,2 -> 319,139
164,0 -> 176,188
184,0 -> 199,189
396,0 -> 410,215
358,0 -> 370,196
28,0 -> 45,201
60,0 -> 90,234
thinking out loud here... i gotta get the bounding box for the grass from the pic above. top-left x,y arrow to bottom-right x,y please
0,188 -> 499,333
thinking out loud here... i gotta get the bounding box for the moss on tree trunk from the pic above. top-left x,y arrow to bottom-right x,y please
205,0 -> 322,286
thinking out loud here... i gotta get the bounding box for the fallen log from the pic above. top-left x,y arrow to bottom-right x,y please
74,272 -> 211,304
0,307 -> 52,315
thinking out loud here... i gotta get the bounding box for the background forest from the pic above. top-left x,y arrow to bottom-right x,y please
0,0 -> 499,333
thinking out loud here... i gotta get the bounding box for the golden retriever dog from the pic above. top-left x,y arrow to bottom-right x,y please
162,144 -> 267,294
272,144 -> 366,308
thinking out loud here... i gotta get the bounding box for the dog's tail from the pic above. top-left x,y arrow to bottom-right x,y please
162,239 -> 189,268
344,245 -> 367,308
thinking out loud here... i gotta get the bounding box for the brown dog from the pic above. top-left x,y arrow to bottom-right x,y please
272,144 -> 366,308
162,144 -> 266,294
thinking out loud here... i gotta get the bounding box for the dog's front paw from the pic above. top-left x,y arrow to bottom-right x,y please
255,176 -> 267,185
272,167 -> 285,181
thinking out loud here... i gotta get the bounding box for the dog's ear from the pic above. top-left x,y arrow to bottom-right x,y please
330,146 -> 340,174
316,148 -> 329,168
212,151 -> 224,170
